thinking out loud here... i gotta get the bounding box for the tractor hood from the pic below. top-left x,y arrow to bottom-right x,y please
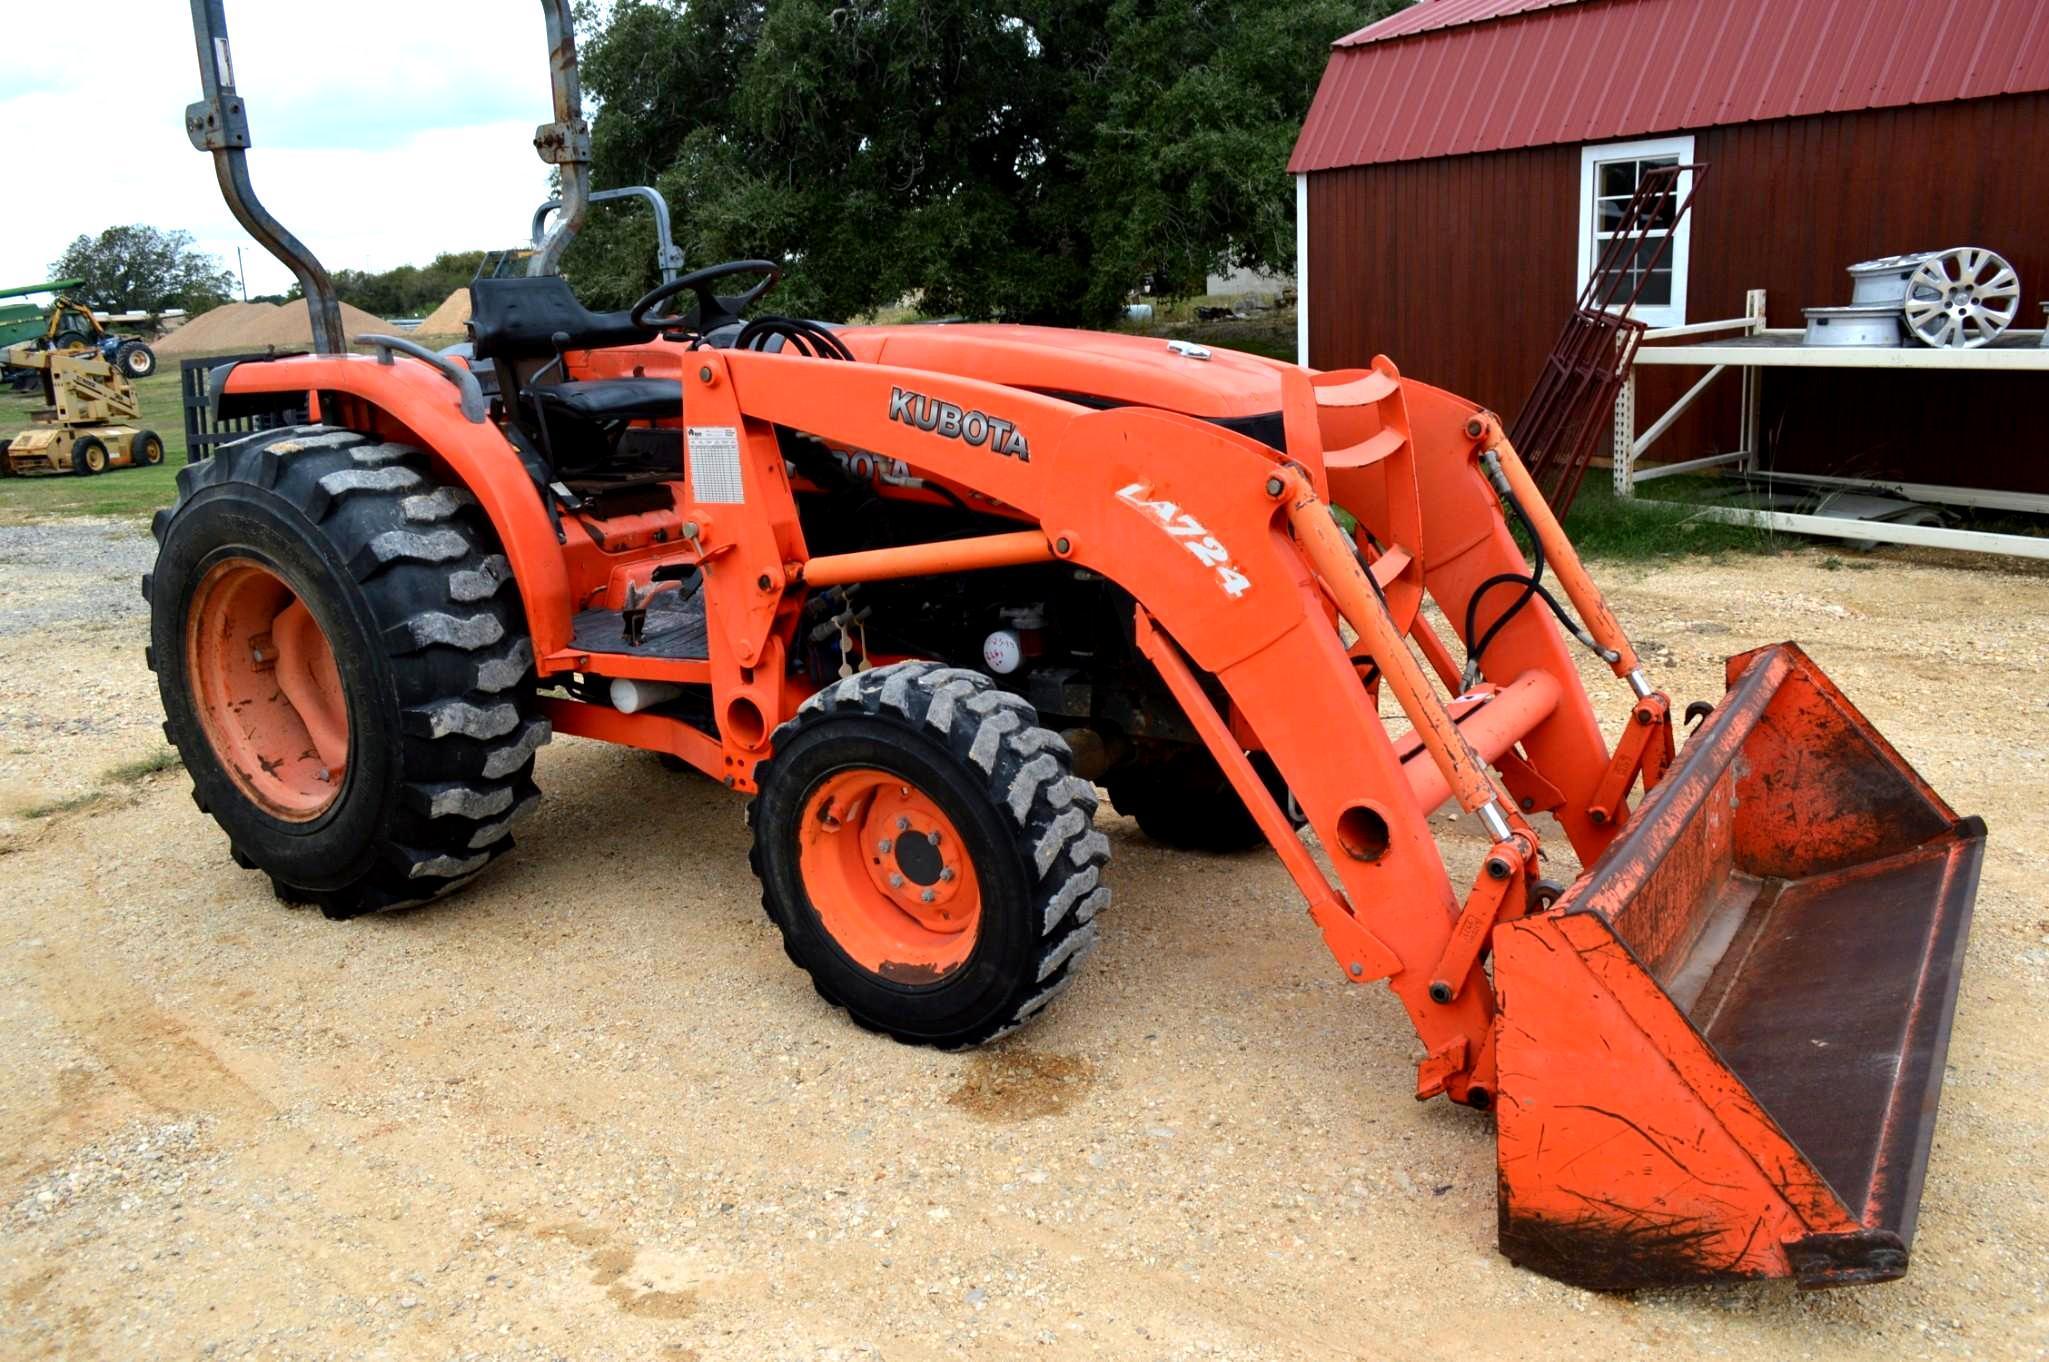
839,323 -> 1298,435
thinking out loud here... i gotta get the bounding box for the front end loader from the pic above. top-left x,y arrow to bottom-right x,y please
149,0 -> 1983,1292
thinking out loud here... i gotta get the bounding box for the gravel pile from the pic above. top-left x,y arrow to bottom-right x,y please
155,301 -> 393,357
417,288 -> 473,336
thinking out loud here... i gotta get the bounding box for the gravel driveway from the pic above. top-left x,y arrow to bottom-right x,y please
0,519 -> 163,826
2,519 -> 2045,1361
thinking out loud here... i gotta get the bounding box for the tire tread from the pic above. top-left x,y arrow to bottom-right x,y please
753,662 -> 1109,1047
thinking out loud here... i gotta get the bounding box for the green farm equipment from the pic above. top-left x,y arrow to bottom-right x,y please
0,279 -> 159,384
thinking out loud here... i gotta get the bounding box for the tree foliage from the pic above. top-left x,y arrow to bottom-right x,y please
49,225 -> 237,315
569,0 -> 1403,323
331,251 -> 490,319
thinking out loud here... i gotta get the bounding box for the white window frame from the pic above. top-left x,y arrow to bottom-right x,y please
1576,134 -> 1694,329
1295,173 -> 1310,367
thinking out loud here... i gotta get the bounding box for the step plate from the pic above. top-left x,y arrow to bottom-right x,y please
569,585 -> 709,662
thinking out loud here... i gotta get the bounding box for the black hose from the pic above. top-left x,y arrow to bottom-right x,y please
1462,478 -> 1601,681
736,316 -> 854,361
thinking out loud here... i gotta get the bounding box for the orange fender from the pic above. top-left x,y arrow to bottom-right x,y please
218,354 -> 574,656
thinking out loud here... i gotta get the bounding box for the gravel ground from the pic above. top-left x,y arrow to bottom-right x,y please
1,524 -> 2046,1361
0,519 -> 162,825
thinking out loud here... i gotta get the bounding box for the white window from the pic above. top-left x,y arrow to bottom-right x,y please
1576,135 -> 1694,328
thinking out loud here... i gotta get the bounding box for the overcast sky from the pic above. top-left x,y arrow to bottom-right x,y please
2,3 -> 575,302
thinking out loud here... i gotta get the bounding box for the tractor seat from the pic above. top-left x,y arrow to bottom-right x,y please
468,275 -> 655,362
530,377 -> 681,423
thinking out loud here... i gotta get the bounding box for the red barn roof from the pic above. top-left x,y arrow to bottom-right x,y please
1291,0 -> 2049,173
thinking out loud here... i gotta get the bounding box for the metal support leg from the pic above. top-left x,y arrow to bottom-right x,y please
1613,367 -> 1637,498
1740,289 -> 1765,473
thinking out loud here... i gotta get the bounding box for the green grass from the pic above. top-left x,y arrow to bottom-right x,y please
1559,475 -> 1779,561
102,747 -> 182,783
1120,297 -> 1297,362
0,365 -> 186,521
23,791 -> 106,820
18,748 -> 183,822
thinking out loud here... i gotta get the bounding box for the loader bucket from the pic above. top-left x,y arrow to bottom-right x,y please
1492,643 -> 1981,1291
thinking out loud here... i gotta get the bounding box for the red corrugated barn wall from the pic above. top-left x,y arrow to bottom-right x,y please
1304,90 -> 2049,493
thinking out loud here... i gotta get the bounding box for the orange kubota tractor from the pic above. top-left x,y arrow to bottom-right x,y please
154,1 -> 1982,1292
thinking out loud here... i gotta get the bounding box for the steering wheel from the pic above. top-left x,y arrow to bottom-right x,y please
630,260 -> 783,336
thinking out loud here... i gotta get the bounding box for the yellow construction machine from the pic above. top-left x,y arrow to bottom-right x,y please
1,339 -> 163,476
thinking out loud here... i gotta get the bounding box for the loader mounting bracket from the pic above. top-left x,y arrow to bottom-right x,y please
1415,1037 -> 1470,1103
1307,897 -> 1402,986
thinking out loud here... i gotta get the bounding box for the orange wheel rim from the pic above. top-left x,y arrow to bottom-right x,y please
797,767 -> 981,982
186,557 -> 350,821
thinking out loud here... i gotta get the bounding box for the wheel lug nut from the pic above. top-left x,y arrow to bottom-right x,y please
939,867 -> 955,882
896,816 -> 910,831
888,873 -> 905,888
928,830 -> 942,847
877,838 -> 893,853
920,889 -> 935,904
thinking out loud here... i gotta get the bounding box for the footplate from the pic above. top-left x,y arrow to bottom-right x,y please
1491,643 -> 1982,1290
569,578 -> 710,661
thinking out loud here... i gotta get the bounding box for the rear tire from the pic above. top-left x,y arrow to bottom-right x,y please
130,429 -> 164,468
751,663 -> 1110,1048
72,436 -> 107,476
144,425 -> 547,918
116,341 -> 158,379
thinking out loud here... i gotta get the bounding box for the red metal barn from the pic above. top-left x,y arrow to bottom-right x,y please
1290,0 -> 2049,506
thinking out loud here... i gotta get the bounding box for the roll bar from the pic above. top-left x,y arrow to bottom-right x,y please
185,0 -> 593,358
184,0 -> 346,354
531,186 -> 685,285
528,0 -> 592,278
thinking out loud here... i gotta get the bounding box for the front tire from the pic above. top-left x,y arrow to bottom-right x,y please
72,436 -> 107,475
144,425 -> 548,918
130,429 -> 165,468
751,664 -> 1110,1048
